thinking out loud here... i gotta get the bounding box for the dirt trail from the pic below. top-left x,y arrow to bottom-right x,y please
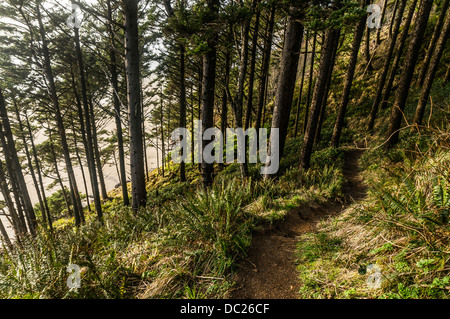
230,149 -> 367,299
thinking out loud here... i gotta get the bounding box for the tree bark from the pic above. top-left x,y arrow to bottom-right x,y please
47,126 -> 73,219
331,0 -> 368,147
13,102 -> 51,230
160,96 -> 165,177
197,63 -> 202,173
413,10 -> 450,125
294,30 -> 309,137
0,127 -> 27,235
315,30 -> 340,145
255,2 -> 276,131
266,6 -> 304,165
416,0 -> 449,87
300,1 -> 341,170
163,0 -> 186,182
389,0 -> 400,37
0,158 -> 23,238
69,68 -> 92,212
179,44 -> 187,182
190,85 -> 195,166
367,0 -> 408,131
220,49 -> 231,168
364,26 -> 373,72
0,212 -> 12,249
445,64 -> 450,84
201,0 -> 220,188
70,118 -> 91,212
71,11 -> 104,222
24,112 -> 52,228
36,1 -> 84,225
376,0 -> 389,44
304,31 -> 317,134
385,0 -> 434,149
380,0 -> 419,111
245,0 -> 261,130
107,0 -> 129,206
229,0 -> 255,179
123,0 -> 147,210
0,88 -> 37,235
89,97 -> 108,200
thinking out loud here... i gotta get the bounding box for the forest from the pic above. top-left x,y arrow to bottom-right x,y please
0,0 -> 448,301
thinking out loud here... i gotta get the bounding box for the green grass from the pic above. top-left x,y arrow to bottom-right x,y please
295,112 -> 450,299
2,24 -> 447,300
0,134 -> 348,299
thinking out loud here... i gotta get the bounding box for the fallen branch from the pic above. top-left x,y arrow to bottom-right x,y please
195,275 -> 224,281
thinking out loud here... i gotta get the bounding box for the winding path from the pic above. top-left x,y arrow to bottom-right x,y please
231,149 -> 367,299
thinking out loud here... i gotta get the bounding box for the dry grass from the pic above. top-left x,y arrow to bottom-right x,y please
296,134 -> 450,298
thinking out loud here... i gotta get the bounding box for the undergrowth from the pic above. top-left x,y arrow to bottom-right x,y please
0,136 -> 345,299
296,125 -> 450,299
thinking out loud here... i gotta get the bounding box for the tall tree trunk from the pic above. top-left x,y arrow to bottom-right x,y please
380,0 -> 419,110
265,5 -> 304,173
179,44 -> 187,182
376,0 -> 389,44
315,30 -> 340,145
413,11 -> 450,125
89,97 -> 108,200
367,0 -> 408,130
389,0 -> 400,37
47,127 -> 73,220
190,85 -> 195,166
142,88 -> 149,182
255,2 -> 276,131
0,212 -> 12,249
123,0 -> 147,210
300,1 -> 341,170
13,102 -> 50,230
0,158 -> 23,238
331,0 -> 369,147
155,128 -> 160,175
0,128 -> 27,236
294,30 -> 309,137
70,68 -> 92,212
445,64 -> 450,84
108,0 -> 129,206
36,1 -> 84,225
71,13 -> 103,222
160,97 -> 165,177
24,112 -> 52,229
0,88 -> 37,235
364,26 -> 373,71
201,0 -> 220,188
197,64 -> 202,173
70,118 -> 91,212
304,31 -> 317,134
417,0 -> 449,87
245,0 -> 261,130
261,75 -> 269,128
385,0 -> 434,149
230,0 -> 255,179
220,49 -> 231,168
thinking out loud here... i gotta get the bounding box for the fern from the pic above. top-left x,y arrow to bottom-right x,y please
378,188 -> 411,216
432,180 -> 450,225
